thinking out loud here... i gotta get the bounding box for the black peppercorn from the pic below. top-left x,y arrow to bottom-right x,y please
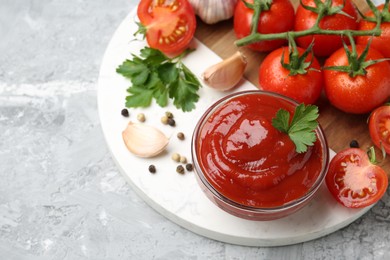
167,118 -> 176,127
148,165 -> 156,173
121,108 -> 129,117
185,163 -> 193,172
350,140 -> 359,148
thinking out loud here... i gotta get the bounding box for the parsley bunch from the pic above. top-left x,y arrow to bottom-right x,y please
272,104 -> 319,153
116,47 -> 201,112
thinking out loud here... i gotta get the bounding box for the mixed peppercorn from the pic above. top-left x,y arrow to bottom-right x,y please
122,108 -> 193,175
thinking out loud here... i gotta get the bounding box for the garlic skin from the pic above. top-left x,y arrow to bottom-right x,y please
122,122 -> 169,158
202,51 -> 247,91
188,0 -> 238,24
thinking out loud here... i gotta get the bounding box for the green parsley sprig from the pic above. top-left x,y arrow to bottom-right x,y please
116,47 -> 201,112
272,104 -> 319,153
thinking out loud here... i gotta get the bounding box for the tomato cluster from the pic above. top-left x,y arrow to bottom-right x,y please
233,0 -> 390,209
234,0 -> 390,113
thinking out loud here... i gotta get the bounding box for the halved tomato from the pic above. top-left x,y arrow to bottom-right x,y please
137,0 -> 196,55
325,148 -> 388,208
369,105 -> 390,154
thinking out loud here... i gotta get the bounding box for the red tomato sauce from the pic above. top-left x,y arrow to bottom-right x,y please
196,93 -> 324,208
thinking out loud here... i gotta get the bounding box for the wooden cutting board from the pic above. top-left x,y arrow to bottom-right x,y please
195,0 -> 390,174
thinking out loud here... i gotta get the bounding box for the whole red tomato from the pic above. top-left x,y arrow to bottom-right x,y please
137,0 -> 196,56
294,0 -> 359,57
369,105 -> 390,154
324,45 -> 390,114
357,4 -> 390,58
326,148 -> 388,208
258,47 -> 323,104
234,0 -> 295,52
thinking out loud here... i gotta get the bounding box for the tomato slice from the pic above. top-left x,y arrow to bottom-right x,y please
137,0 -> 196,55
369,105 -> 390,154
325,148 -> 388,208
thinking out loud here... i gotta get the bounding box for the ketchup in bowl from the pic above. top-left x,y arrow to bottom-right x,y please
192,91 -> 329,220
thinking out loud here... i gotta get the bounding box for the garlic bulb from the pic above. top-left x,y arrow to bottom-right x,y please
189,0 -> 238,24
122,122 -> 169,158
202,51 -> 247,91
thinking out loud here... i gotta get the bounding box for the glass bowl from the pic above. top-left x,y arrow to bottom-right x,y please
191,90 -> 329,221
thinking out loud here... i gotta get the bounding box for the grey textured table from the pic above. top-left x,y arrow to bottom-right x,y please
1,0 -> 389,259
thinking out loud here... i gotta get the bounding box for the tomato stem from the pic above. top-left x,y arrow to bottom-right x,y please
368,146 -> 378,164
235,27 -> 381,47
246,0 -> 273,35
383,0 -> 390,22
280,35 -> 315,75
288,34 -> 300,69
235,0 -> 382,47
367,145 -> 388,165
250,0 -> 262,35
323,35 -> 390,77
346,32 -> 360,74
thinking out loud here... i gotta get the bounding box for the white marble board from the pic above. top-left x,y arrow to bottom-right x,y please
97,8 -> 371,246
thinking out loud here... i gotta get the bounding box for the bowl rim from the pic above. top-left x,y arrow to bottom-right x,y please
191,90 -> 330,213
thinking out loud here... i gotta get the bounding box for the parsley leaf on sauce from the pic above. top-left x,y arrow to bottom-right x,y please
272,104 -> 319,153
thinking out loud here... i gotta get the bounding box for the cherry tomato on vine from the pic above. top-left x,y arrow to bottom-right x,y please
294,0 -> 359,57
323,45 -> 390,114
325,148 -> 388,208
233,0 -> 295,52
357,4 -> 390,58
258,46 -> 323,104
369,105 -> 390,154
137,0 -> 196,55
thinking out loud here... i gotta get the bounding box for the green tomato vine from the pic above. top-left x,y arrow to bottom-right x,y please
235,0 -> 389,76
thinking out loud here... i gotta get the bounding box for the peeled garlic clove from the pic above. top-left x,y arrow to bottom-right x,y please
122,122 -> 169,158
202,51 -> 247,91
189,0 -> 238,24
